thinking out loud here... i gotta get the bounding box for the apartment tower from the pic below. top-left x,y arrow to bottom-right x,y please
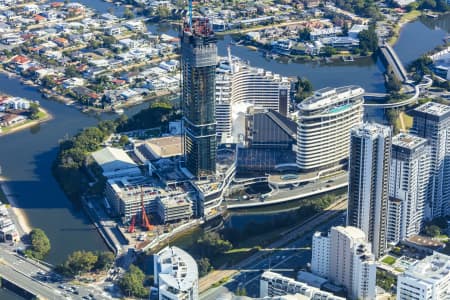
347,123 -> 391,258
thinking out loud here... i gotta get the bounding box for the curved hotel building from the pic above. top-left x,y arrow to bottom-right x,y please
215,60 -> 291,140
296,86 -> 364,172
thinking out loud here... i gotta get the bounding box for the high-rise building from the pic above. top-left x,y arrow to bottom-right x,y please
397,252 -> 450,300
215,60 -> 291,141
347,123 -> 391,258
410,102 -> 450,217
153,246 -> 199,300
311,231 -> 330,278
181,18 -> 217,178
387,133 -> 431,245
311,226 -> 376,300
296,86 -> 364,173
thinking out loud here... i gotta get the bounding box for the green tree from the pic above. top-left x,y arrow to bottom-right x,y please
60,250 -> 98,276
198,257 -> 213,277
118,135 -> 129,146
236,287 -> 247,296
94,251 -> 115,271
29,103 -> 40,120
358,25 -> 378,53
156,6 -> 170,19
299,28 -> 311,41
196,232 -> 232,258
425,225 -> 441,237
65,65 -> 80,78
25,228 -> 51,260
294,77 -> 313,103
118,265 -> 148,298
123,7 -> 135,19
322,46 -> 336,57
385,66 -> 402,93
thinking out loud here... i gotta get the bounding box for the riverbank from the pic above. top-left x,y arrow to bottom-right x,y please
0,107 -> 52,137
388,10 -> 422,45
0,176 -> 32,237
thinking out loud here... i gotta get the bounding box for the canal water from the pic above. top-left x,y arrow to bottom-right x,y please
0,1 -> 449,267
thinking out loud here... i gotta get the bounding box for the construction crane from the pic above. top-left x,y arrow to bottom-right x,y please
128,215 -> 136,233
140,187 -> 153,231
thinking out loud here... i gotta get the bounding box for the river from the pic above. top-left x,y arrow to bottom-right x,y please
0,0 -> 449,268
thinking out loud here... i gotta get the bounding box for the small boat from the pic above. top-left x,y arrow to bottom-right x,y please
114,108 -> 124,115
425,13 -> 438,18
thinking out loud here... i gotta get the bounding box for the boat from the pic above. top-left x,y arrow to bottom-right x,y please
114,108 -> 124,115
425,13 -> 438,18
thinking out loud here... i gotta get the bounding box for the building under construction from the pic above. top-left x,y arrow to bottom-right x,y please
181,16 -> 218,178
104,176 -> 195,225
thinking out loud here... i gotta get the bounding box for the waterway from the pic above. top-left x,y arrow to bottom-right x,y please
0,0 -> 449,270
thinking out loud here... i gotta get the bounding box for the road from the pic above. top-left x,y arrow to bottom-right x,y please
200,203 -> 347,299
199,199 -> 347,297
0,245 -> 114,300
227,173 -> 348,209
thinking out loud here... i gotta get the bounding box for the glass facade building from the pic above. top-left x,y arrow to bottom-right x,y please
181,18 -> 217,178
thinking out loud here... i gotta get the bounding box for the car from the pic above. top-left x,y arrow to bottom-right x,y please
58,285 -> 65,289
72,290 -> 79,295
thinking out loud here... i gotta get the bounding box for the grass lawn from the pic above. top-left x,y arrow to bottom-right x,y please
381,255 -> 397,266
213,248 -> 259,268
394,111 -> 414,133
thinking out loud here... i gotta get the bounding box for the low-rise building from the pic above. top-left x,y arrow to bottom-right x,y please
91,147 -> 141,179
260,271 -> 344,300
397,252 -> 450,300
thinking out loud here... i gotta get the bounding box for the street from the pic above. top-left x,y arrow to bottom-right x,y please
200,199 -> 347,299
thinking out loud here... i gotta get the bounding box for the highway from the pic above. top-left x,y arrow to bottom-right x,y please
227,173 -> 348,209
199,199 -> 347,298
0,245 -> 113,300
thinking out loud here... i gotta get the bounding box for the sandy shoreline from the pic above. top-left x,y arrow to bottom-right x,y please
0,107 -> 53,138
0,176 -> 32,236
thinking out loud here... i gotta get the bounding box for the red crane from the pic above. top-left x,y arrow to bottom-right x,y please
128,215 -> 136,233
140,187 -> 153,231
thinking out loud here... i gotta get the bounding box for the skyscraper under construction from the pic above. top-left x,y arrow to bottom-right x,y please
181,17 -> 217,178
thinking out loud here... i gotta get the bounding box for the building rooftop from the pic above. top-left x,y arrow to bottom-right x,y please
92,147 -> 140,178
145,136 -> 182,159
156,246 -> 198,292
403,251 -> 450,283
392,133 -> 427,150
332,225 -> 367,241
414,101 -> 450,117
299,85 -> 364,112
351,122 -> 390,138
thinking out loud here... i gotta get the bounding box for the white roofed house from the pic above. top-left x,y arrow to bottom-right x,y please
91,147 -> 141,179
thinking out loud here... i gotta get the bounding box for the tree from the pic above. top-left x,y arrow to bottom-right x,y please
385,66 -> 402,93
60,250 -> 98,276
25,228 -> 51,260
198,257 -> 213,277
118,135 -> 129,146
65,65 -> 79,78
118,265 -> 148,298
29,103 -> 40,120
299,28 -> 311,41
425,225 -> 441,237
294,77 -> 313,103
156,6 -> 170,19
322,46 -> 336,57
358,25 -> 378,53
236,287 -> 247,296
123,7 -> 135,19
196,232 -> 232,258
94,251 -> 115,271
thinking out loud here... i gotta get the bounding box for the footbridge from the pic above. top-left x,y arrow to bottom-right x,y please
379,42 -> 409,83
